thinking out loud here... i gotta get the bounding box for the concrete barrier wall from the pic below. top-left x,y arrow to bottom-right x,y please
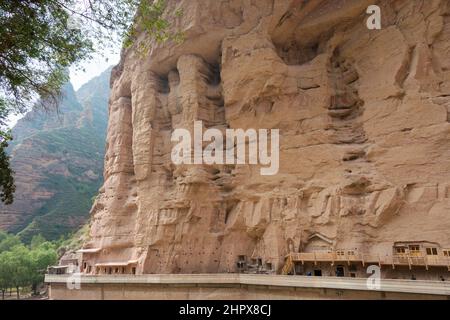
46,274 -> 450,300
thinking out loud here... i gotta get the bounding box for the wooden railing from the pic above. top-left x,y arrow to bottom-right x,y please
286,252 -> 450,269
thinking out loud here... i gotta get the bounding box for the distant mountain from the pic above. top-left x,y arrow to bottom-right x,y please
0,67 -> 111,242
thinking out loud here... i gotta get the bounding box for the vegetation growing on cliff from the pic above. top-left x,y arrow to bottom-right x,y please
124,0 -> 184,52
4,73 -> 110,242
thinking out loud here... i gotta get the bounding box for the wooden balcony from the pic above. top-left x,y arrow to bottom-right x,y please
285,252 -> 450,270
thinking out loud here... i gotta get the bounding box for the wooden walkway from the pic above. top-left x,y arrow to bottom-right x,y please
282,252 -> 450,274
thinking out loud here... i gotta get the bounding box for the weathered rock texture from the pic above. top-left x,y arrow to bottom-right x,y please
84,0 -> 450,274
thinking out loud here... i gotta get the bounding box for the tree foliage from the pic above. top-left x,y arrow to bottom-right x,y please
0,231 -> 58,299
0,134 -> 14,205
1,0 -> 90,111
0,0 -> 182,205
0,99 -> 14,204
0,231 -> 20,252
0,0 -> 182,112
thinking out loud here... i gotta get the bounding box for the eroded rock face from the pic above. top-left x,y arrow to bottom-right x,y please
84,0 -> 450,274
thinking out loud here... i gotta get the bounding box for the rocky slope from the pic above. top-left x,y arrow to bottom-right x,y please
82,0 -> 450,274
0,68 -> 110,242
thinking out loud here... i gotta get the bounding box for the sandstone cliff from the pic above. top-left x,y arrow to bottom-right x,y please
83,0 -> 450,274
0,69 -> 110,242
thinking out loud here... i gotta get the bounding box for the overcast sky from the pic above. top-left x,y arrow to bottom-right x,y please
70,50 -> 120,90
